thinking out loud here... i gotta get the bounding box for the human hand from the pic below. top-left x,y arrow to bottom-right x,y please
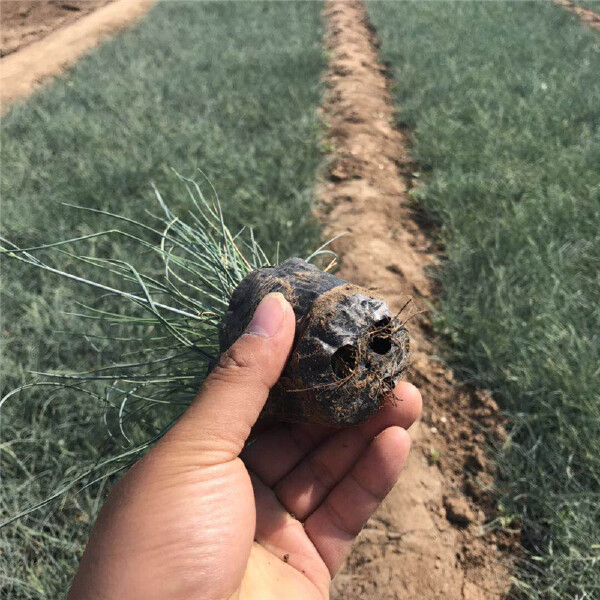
68,292 -> 421,600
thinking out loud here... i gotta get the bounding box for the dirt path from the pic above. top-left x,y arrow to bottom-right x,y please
1,0 -> 154,113
319,2 -> 514,598
557,0 -> 600,31
1,0 -> 112,57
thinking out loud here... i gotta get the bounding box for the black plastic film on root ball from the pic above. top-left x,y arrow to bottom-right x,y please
219,258 -> 411,426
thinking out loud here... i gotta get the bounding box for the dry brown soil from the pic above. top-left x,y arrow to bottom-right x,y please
319,2 -> 516,598
1,0 -> 112,57
1,0 -> 153,111
557,0 -> 600,31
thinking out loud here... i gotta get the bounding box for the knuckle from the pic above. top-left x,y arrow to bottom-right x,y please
218,344 -> 255,372
348,468 -> 386,503
307,454 -> 338,491
208,343 -> 260,386
325,496 -> 362,538
288,424 -> 317,455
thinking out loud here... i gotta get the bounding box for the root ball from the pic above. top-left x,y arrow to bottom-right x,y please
219,258 -> 411,426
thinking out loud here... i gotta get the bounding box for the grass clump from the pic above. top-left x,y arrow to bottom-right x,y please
1,2 -> 324,597
1,176 -> 301,520
368,1 -> 600,598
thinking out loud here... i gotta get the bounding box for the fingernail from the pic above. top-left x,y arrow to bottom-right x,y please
246,292 -> 288,338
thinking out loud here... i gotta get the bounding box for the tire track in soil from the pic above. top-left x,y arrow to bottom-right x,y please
556,0 -> 600,31
318,2 -> 515,598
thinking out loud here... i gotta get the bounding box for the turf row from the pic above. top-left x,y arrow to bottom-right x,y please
368,2 -> 600,598
0,2 -> 324,597
572,0 -> 600,13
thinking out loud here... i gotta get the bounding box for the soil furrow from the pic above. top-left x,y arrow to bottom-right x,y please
556,0 -> 600,31
318,2 -> 514,598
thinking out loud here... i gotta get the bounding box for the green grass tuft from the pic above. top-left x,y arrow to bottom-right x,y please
1,176 -> 276,524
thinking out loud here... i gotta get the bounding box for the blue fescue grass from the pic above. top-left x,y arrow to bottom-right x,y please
368,1 -> 600,598
1,2 -> 324,597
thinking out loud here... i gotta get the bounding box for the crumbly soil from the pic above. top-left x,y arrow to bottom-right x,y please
556,0 -> 600,31
319,2 -> 517,598
1,0 -> 112,57
1,0 -> 153,111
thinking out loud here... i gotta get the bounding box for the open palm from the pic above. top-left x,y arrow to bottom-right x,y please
239,386 -> 420,599
68,294 -> 421,600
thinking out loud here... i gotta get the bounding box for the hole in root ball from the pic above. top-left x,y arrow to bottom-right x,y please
331,345 -> 358,379
369,317 -> 392,355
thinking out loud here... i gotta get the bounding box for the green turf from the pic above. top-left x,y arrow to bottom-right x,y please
572,0 -> 600,13
368,1 -> 600,598
0,2 -> 324,597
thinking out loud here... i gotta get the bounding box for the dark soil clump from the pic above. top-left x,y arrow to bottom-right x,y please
219,258 -> 411,425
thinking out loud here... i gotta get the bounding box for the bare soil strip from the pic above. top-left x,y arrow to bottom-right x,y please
557,0 -> 600,31
1,0 -> 112,57
319,2 -> 514,598
1,0 -> 154,113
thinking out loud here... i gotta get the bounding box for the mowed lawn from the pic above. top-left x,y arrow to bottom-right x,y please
0,2 -> 324,597
368,2 -> 600,598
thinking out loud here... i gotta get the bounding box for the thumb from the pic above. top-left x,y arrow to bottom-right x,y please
162,292 -> 296,463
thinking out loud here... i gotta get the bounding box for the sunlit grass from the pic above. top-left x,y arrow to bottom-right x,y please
571,0 -> 600,13
0,2 -> 324,597
368,1 -> 600,597
1,175 -> 336,526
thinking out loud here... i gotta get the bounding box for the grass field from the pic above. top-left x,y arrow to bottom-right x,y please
0,2 -> 324,597
368,2 -> 600,598
572,0 -> 600,12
